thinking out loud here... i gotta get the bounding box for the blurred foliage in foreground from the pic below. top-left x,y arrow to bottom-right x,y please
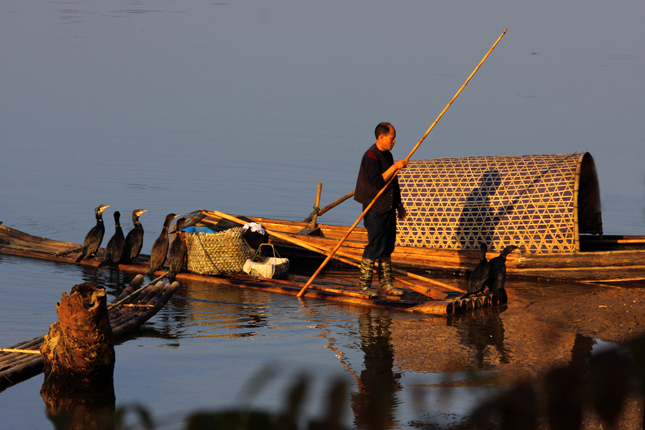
47,334 -> 645,430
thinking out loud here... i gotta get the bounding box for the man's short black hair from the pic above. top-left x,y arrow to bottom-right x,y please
374,122 -> 393,139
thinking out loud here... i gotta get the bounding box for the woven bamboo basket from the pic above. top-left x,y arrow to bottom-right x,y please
396,153 -> 602,254
185,227 -> 253,275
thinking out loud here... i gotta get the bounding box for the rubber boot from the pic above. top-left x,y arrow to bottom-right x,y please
379,256 -> 403,296
359,258 -> 379,299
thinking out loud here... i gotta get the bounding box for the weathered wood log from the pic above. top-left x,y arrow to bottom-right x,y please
40,283 -> 115,384
1,277 -> 180,391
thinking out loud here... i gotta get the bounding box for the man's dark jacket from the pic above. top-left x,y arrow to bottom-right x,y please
354,144 -> 402,214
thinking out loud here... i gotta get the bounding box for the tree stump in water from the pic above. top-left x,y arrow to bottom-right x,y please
40,283 -> 115,384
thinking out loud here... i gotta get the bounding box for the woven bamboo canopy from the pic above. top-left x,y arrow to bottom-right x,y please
396,152 -> 602,254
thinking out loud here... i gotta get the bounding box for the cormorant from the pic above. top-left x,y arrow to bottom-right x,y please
76,204 -> 110,263
167,217 -> 186,280
99,211 -> 125,268
461,242 -> 489,299
147,213 -> 181,276
121,209 -> 147,263
485,245 -> 519,304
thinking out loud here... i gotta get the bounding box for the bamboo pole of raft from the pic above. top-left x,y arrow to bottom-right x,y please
107,273 -> 168,311
297,29 -> 508,298
0,348 -> 41,354
208,210 -> 458,296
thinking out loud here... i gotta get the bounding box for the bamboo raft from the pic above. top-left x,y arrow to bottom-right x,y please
0,224 -> 492,322
182,153 -> 645,284
0,274 -> 180,391
189,210 -> 645,284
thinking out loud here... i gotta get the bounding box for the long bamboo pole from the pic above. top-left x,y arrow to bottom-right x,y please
297,29 -> 508,298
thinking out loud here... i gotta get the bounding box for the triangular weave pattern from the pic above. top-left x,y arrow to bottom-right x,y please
396,153 -> 600,254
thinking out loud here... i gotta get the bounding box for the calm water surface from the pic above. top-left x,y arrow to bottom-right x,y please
1,0 -> 644,428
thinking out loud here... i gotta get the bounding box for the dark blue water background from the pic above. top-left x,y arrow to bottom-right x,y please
1,0 -> 643,428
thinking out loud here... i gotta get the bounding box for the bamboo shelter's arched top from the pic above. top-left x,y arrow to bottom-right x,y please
396,153 -> 602,254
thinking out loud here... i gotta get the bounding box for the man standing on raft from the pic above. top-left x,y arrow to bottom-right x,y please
354,122 -> 409,298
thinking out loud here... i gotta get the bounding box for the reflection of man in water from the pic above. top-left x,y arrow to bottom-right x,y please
455,169 -> 503,250
351,310 -> 402,430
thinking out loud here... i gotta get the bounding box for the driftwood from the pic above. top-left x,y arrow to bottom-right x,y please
41,283 -> 115,384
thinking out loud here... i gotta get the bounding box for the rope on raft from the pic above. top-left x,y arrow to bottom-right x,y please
303,205 -> 320,224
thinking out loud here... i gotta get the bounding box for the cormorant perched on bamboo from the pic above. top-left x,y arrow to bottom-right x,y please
485,245 -> 519,304
461,242 -> 489,299
147,213 -> 181,276
76,204 -> 110,263
167,217 -> 186,280
99,211 -> 125,268
121,209 -> 147,263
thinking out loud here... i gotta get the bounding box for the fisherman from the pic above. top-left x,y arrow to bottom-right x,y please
354,122 -> 408,298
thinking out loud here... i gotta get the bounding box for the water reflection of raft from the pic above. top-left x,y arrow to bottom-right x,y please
193,153 -> 645,284
0,274 -> 179,391
0,224 -> 489,321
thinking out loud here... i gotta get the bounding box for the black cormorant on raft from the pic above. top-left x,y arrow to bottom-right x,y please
98,211 -> 125,268
486,245 -> 518,304
461,243 -> 490,299
122,209 -> 147,263
75,204 -> 110,263
167,217 -> 186,280
148,213 -> 181,276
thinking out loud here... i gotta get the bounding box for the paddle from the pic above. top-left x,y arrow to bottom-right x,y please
297,29 -> 508,298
